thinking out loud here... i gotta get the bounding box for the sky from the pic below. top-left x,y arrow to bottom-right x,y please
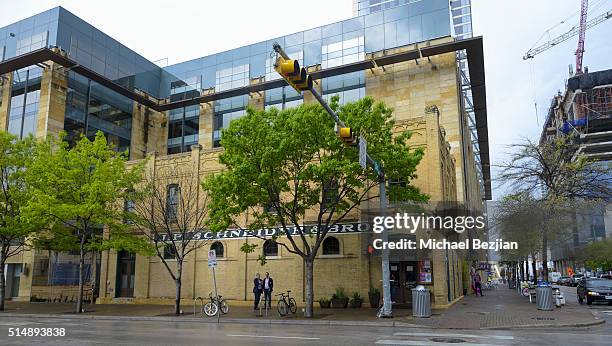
1,0 -> 611,200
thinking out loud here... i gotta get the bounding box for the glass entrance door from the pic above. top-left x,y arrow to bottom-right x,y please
116,251 -> 135,298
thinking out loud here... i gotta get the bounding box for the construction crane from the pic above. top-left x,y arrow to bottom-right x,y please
575,0 -> 589,73
523,1 -> 612,71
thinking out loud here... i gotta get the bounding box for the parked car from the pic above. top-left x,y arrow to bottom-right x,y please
598,274 -> 612,279
559,276 -> 571,286
577,278 -> 612,305
571,273 -> 584,286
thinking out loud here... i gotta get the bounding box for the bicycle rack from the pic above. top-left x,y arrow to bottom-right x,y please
193,297 -> 204,317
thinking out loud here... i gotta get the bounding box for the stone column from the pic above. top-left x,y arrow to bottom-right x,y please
198,102 -> 214,149
0,72 -> 13,131
36,61 -> 68,139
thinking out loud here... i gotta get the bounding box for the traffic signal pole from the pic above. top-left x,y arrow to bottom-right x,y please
272,43 -> 393,318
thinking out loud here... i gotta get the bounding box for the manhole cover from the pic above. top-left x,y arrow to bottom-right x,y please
430,337 -> 466,343
531,317 -> 556,321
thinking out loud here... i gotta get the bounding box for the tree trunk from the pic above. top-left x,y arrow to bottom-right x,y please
0,251 -> 6,311
519,260 -> 524,282
174,261 -> 182,316
531,253 -> 538,285
542,228 -> 549,282
304,258 -> 314,318
76,237 -> 86,313
524,259 -> 529,282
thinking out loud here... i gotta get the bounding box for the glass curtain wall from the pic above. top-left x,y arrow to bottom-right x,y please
64,71 -> 133,154
8,66 -> 42,138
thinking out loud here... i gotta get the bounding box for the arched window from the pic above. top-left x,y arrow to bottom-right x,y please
322,236 -> 340,255
263,240 -> 278,257
210,241 -> 224,258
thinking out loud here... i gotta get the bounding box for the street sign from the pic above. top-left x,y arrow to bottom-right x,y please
359,135 -> 367,169
208,250 -> 217,268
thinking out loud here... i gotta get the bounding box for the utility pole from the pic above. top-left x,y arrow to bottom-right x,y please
272,43 -> 392,317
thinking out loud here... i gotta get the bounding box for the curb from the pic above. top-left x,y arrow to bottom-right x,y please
0,313 -> 604,330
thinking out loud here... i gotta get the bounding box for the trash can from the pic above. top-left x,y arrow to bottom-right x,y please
536,283 -> 554,311
412,285 -> 431,318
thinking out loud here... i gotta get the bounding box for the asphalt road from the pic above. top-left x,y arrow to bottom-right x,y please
0,315 -> 609,346
0,286 -> 609,346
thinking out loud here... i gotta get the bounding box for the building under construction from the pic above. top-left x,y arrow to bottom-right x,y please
540,68 -> 612,274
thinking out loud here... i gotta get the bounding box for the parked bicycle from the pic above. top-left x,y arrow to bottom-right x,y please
276,290 -> 297,316
202,292 -> 229,317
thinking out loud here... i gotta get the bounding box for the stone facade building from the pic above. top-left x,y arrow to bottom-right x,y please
1,1 -> 489,309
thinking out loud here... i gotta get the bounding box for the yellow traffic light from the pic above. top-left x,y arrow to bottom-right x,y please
338,127 -> 357,145
274,58 -> 313,92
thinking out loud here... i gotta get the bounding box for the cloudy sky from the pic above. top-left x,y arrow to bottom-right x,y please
1,0 -> 611,199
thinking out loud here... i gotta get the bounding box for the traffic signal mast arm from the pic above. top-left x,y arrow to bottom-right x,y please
272,42 -> 383,178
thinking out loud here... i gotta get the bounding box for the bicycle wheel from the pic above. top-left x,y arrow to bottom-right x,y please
277,299 -> 288,316
203,302 -> 218,317
288,297 -> 297,314
219,300 -> 229,314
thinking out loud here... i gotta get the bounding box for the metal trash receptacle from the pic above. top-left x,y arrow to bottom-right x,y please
412,286 -> 431,318
536,284 -> 554,310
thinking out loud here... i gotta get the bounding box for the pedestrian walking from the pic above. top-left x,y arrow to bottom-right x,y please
253,273 -> 263,310
263,272 -> 274,309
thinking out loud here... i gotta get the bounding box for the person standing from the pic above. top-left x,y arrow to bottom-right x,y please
474,272 -> 483,296
263,272 -> 274,309
253,273 -> 263,310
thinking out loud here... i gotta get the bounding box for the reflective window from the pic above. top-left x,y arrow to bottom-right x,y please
8,66 -> 42,139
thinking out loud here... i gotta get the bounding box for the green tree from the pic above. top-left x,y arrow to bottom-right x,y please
203,97 -> 427,317
582,239 -> 612,271
0,132 -> 40,310
24,132 -> 151,313
497,137 -> 612,280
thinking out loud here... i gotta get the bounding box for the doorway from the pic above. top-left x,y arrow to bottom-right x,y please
389,261 -> 418,306
5,264 -> 22,298
116,251 -> 135,298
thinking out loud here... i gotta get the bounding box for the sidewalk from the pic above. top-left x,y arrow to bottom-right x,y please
0,287 -> 604,329
403,286 -> 604,329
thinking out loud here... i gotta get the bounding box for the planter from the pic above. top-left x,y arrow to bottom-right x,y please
330,297 -> 349,308
350,299 -> 363,308
318,300 -> 331,308
368,293 -> 380,308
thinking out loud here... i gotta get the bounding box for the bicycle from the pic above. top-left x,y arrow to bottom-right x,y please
276,290 -> 297,316
202,292 -> 229,317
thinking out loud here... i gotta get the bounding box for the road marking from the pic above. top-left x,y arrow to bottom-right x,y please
227,334 -> 320,340
376,340 -> 497,346
394,332 -> 514,340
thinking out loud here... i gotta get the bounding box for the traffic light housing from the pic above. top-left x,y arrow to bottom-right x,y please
275,57 -> 313,92
338,127 -> 357,146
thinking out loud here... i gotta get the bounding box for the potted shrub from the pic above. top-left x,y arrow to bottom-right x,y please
330,287 -> 349,308
350,292 -> 363,308
318,297 -> 331,308
368,286 -> 380,308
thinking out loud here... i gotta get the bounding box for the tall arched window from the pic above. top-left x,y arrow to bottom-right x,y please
263,240 -> 278,257
322,236 -> 340,255
210,241 -> 224,258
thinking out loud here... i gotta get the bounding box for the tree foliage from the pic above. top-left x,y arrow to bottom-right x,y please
24,132 -> 151,312
203,97 -> 427,317
0,132 -> 40,310
582,238 -> 612,271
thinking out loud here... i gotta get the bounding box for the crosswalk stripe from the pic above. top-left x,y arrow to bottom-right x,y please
393,332 -> 514,340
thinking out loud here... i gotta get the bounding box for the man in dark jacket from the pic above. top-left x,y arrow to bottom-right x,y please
263,272 -> 274,309
253,273 -> 263,310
